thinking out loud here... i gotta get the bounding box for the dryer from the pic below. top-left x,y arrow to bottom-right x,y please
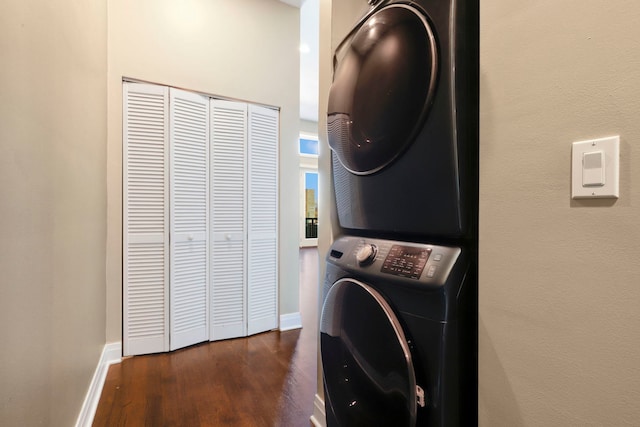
321,235 -> 477,426
328,0 -> 479,239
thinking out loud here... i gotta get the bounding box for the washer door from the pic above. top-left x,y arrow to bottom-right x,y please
320,278 -> 417,426
328,4 -> 438,175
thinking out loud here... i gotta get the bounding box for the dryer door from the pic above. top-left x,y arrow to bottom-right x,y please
328,4 -> 438,175
321,278 -> 418,427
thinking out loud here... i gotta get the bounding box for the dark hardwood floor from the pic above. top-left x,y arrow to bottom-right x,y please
94,248 -> 320,427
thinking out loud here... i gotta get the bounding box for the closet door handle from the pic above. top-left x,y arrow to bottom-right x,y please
188,234 -> 194,241
225,234 -> 232,241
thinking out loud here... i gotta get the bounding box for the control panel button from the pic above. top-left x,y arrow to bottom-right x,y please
356,244 -> 377,266
426,265 -> 438,278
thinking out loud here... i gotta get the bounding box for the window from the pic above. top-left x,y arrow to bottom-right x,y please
299,135 -> 318,246
299,137 -> 319,156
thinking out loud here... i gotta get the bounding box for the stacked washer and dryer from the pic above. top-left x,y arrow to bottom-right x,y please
320,0 -> 479,426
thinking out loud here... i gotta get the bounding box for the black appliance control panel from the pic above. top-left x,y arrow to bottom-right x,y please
327,235 -> 461,286
381,244 -> 431,280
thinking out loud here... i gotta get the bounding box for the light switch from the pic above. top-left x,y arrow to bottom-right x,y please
572,136 -> 619,199
582,151 -> 604,187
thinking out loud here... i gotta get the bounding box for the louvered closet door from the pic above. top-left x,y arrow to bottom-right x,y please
210,100 -> 248,341
123,82 -> 169,356
169,88 -> 210,351
247,105 -> 279,336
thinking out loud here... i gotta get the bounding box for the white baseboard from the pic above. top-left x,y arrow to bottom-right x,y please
279,312 -> 302,331
75,342 -> 122,427
310,394 -> 326,427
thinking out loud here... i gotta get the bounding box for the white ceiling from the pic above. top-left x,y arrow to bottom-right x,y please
299,0 -> 319,122
279,0 -> 306,7
280,0 -> 320,123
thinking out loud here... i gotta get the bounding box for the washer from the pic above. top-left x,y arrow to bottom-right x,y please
321,235 -> 477,426
328,0 -> 479,239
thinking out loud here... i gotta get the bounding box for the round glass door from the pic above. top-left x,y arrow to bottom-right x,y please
327,4 -> 438,175
320,278 -> 417,426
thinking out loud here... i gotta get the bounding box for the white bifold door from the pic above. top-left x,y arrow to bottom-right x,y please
168,88 -> 210,351
123,83 -> 170,356
210,99 -> 248,341
246,105 -> 279,336
123,82 -> 278,356
209,101 -> 279,340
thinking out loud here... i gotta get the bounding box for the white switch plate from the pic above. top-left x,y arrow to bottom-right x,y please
571,136 -> 619,199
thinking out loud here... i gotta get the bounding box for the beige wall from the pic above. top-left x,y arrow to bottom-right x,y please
0,0 -> 107,425
106,0 -> 301,341
300,119 -> 319,135
321,0 -> 640,425
316,0 -> 331,407
316,0 -> 367,408
479,0 -> 640,425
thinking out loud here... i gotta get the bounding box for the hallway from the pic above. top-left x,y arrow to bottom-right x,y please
93,248 -> 320,426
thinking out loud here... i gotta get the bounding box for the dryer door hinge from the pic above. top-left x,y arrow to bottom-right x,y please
416,385 -> 426,408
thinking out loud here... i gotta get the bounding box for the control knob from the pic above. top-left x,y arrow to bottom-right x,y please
356,244 -> 377,266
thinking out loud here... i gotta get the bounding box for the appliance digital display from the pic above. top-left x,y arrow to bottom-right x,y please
381,245 -> 431,280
